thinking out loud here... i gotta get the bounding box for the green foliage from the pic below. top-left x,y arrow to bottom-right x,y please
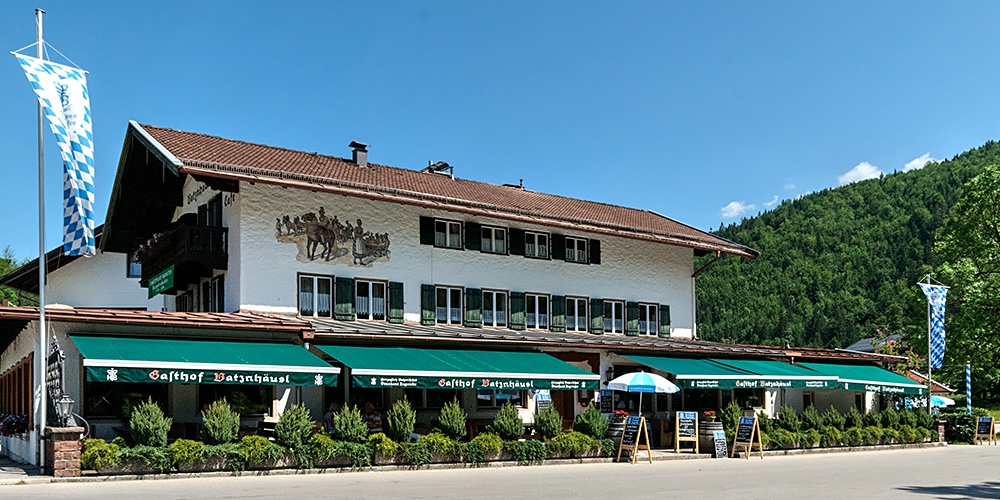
168,439 -> 205,466
899,425 -> 918,444
81,438 -> 121,469
546,431 -> 597,456
236,435 -> 285,467
864,426 -> 883,445
913,409 -> 934,430
821,406 -> 846,431
202,398 -> 240,445
843,427 -> 864,446
599,438 -> 616,457
917,426 -> 933,442
386,396 -> 416,443
129,397 -> 172,447
940,412 -> 976,443
534,405 -> 562,440
756,410 -> 774,434
862,409 -> 881,427
881,408 -> 901,429
367,432 -> 399,456
333,441 -> 372,468
845,407 -> 864,429
420,431 -> 464,461
274,404 -> 313,450
463,441 -> 484,465
397,442 -> 430,466
308,433 -> 337,461
883,428 -> 900,444
471,432 -> 503,454
819,426 -> 842,448
800,406 -> 822,430
333,405 -> 368,443
573,403 -> 609,439
896,408 -> 915,429
776,405 -> 800,432
769,428 -> 798,449
721,401 -> 744,435
800,428 -> 820,448
503,440 -> 545,465
438,397 -> 467,440
492,401 -> 526,441
111,436 -> 128,448
118,445 -> 172,473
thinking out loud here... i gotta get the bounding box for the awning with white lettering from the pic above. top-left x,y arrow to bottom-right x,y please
316,345 -> 599,390
624,355 -> 838,390
798,362 -> 926,395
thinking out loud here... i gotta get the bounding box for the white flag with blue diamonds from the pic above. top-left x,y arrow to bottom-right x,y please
918,283 -> 948,369
12,53 -> 96,256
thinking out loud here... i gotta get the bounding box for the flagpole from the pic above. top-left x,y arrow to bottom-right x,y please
925,274 -> 932,415
35,7 -> 48,472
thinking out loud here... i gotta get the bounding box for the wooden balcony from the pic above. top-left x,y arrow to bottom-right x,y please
139,224 -> 228,292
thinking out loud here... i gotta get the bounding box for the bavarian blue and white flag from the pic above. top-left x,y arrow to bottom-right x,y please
12,53 -> 96,256
918,283 -> 948,369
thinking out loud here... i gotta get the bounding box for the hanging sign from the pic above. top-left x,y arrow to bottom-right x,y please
599,389 -> 614,414
616,416 -> 652,464
731,416 -> 763,459
674,411 -> 699,454
975,417 -> 996,445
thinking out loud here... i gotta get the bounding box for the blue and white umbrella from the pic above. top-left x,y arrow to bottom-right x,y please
931,395 -> 955,407
607,371 -> 679,413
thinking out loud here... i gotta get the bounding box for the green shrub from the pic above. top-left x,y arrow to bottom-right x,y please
801,406 -> 822,431
899,425 -> 918,444
862,410 -> 881,427
821,406 -> 846,431
119,445 -> 172,473
770,428 -> 797,449
599,438 -> 616,457
819,426 -> 842,448
421,431 -> 463,461
845,407 -> 864,429
777,405 -> 800,432
237,435 -> 285,466
503,440 -> 545,465
917,426 -> 932,442
333,441 -> 372,468
883,428 -> 900,444
546,431 -> 596,455
534,405 -> 562,440
397,442 -> 430,466
573,403 -> 609,439
940,412 -> 976,443
471,432 -> 503,454
493,401 -> 526,441
274,404 -> 313,450
843,427 -> 864,446
721,402 -> 744,433
202,398 -> 240,445
309,432 -> 337,461
169,439 -> 205,466
111,436 -> 127,448
759,430 -> 770,450
897,408 -> 916,429
438,397 -> 467,440
914,409 -> 934,430
129,397 -> 172,447
864,426 -> 883,445
386,396 -> 416,443
464,441 -> 484,465
333,405 -> 369,443
367,432 -> 399,456
81,438 -> 121,469
800,428 -> 821,448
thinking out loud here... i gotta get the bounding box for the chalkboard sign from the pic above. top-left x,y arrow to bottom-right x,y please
975,417 -> 996,445
621,416 -> 641,447
713,430 -> 728,459
616,416 -> 652,464
600,390 -> 613,414
734,416 -> 755,444
674,411 -> 699,454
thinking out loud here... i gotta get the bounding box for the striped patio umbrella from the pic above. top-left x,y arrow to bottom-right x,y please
607,371 -> 679,414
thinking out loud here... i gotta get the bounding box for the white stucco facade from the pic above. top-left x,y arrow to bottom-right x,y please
42,250 -> 160,310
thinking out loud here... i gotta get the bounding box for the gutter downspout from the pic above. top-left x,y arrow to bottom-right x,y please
690,251 -> 722,340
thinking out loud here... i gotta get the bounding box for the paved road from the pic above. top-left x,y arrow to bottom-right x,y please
4,445 -> 1000,499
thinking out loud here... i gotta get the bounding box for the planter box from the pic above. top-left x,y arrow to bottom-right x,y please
176,456 -> 228,473
96,458 -> 165,476
482,450 -> 513,462
571,448 -> 602,459
314,455 -> 353,468
248,455 -> 296,470
429,451 -> 460,463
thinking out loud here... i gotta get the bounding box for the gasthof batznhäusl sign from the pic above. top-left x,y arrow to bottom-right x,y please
352,375 -> 596,391
681,378 -> 836,390
87,366 -> 337,387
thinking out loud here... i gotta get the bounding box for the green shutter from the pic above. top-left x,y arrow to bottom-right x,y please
589,239 -> 601,265
659,304 -> 671,337
552,234 -> 566,261
626,301 -> 639,336
465,222 -> 482,251
589,298 -> 604,334
335,277 -> 355,321
419,216 -> 436,245
551,295 -> 566,332
388,281 -> 404,324
465,288 -> 483,328
421,284 -> 436,325
509,228 -> 525,256
509,291 -> 526,331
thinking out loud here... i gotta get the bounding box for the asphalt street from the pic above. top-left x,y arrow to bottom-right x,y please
3,445 -> 999,499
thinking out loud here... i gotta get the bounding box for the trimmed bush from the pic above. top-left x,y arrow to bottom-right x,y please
503,440 -> 545,465
899,425 -> 918,444
862,410 -> 880,427
386,397 -> 416,443
534,405 -> 562,440
493,401 -> 526,441
844,427 -> 864,446
917,426 -> 932,442
573,403 -> 609,439
882,408 -> 901,429
397,442 -> 430,466
801,406 -> 822,431
422,431 -> 463,461
822,406 -> 846,431
438,397 -> 468,440
845,407 -> 864,429
883,428 -> 900,444
941,412 -> 976,443
819,426 -> 841,448
202,398 -> 240,445
81,438 -> 121,470
770,428 -> 797,449
130,397 -> 172,447
800,428 -> 820,449
546,431 -> 596,456
334,405 -> 368,443
274,404 -> 313,450
169,439 -> 205,467
471,432 -> 503,454
864,426 -> 883,445
368,432 -> 399,456
119,445 -> 172,473
777,405 -> 800,432
309,432 -> 337,461
897,408 -> 917,429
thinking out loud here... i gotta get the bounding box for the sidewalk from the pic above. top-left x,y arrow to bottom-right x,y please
0,457 -> 46,486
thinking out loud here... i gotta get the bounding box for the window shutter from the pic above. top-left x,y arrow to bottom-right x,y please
465,222 -> 482,251
589,298 -> 604,334
550,295 -> 566,332
388,281 -> 404,324
659,304 -> 671,337
509,228 -> 525,256
626,301 -> 639,336
465,288 -> 483,328
509,291 -> 526,331
589,239 -> 601,265
421,284 -> 437,325
552,234 -> 566,261
335,277 -> 355,321
419,216 -> 436,246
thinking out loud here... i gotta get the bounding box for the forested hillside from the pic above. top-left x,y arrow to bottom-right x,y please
697,141 -> 1000,350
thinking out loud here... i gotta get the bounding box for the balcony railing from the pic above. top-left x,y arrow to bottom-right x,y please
139,224 -> 228,285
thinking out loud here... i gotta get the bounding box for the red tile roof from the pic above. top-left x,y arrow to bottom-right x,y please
138,124 -> 757,258
0,306 -> 312,333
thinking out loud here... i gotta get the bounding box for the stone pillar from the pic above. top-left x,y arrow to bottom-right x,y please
936,420 -> 946,443
45,427 -> 84,478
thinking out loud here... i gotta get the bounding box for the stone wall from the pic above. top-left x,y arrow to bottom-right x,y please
45,427 -> 83,478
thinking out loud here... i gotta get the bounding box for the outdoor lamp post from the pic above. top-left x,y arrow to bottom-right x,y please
55,393 -> 77,427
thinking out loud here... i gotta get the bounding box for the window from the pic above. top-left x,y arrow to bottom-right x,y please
126,252 -> 142,278
604,300 -> 624,334
525,294 -> 549,329
565,237 -> 587,263
436,286 -> 463,324
434,219 -> 463,248
566,297 -> 588,332
638,303 -> 658,335
355,280 -> 387,321
483,290 -> 508,327
200,385 -> 271,416
299,275 -> 333,317
481,226 -> 507,254
477,389 -> 525,409
175,291 -> 195,312
803,392 -> 815,410
524,232 -> 549,259
84,381 -> 168,418
202,275 -> 225,312
404,389 -> 459,409
198,194 -> 223,227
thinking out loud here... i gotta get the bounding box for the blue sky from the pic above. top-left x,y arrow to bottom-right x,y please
2,1 -> 999,261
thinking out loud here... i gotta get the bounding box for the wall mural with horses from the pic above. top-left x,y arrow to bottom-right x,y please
275,206 -> 390,267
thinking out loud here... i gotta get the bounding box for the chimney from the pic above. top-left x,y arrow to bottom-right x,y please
349,141 -> 369,168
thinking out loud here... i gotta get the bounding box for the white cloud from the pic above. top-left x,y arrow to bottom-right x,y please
783,183 -> 796,190
764,195 -> 779,208
838,161 -> 883,185
903,153 -> 939,172
720,200 -> 756,219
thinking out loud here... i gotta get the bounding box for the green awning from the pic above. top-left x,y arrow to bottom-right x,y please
798,362 -> 926,395
317,346 -> 599,390
72,336 -> 339,387
624,356 -> 837,389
